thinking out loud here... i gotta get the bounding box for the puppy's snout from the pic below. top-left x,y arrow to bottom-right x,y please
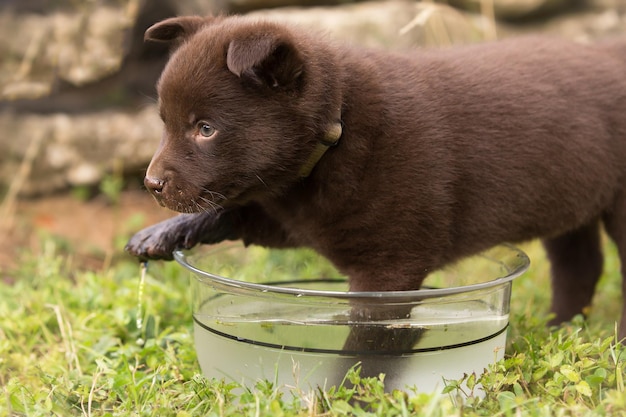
144,176 -> 165,196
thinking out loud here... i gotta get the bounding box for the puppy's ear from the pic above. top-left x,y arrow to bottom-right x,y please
144,16 -> 211,46
226,30 -> 304,91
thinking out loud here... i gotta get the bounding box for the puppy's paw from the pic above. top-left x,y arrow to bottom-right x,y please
125,212 -> 237,261
126,223 -> 187,261
124,214 -> 205,261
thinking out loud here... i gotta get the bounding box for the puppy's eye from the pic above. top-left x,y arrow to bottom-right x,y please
197,121 -> 216,138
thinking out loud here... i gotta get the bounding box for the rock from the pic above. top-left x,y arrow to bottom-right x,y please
447,0 -> 576,21
249,1 -> 497,48
215,0 -> 359,13
0,107 -> 162,196
1,1 -> 495,197
1,82 -> 51,101
542,8 -> 624,41
0,4 -> 138,101
502,0 -> 626,41
0,0 -> 491,105
1,0 -> 625,197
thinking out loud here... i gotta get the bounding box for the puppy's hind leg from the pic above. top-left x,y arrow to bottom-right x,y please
602,194 -> 626,341
542,220 -> 603,327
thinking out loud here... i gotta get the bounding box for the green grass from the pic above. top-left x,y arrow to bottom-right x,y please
1,237 -> 625,416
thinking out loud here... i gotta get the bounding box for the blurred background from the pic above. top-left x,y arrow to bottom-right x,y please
0,0 -> 624,271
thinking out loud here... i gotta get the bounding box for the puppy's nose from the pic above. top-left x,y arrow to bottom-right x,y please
144,176 -> 165,195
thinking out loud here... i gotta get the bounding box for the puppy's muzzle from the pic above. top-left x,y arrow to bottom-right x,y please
144,176 -> 166,203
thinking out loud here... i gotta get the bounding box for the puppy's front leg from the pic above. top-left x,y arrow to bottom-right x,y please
343,270 -> 428,379
126,203 -> 299,261
125,211 -> 237,261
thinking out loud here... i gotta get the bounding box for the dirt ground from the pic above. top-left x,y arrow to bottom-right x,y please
0,189 -> 174,273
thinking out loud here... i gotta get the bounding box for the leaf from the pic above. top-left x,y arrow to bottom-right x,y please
532,365 -> 549,382
573,343 -> 592,355
585,368 -> 607,387
550,352 -> 565,368
442,378 -> 461,394
270,399 -> 285,417
497,391 -> 517,412
575,381 -> 592,397
616,363 -> 624,392
560,365 -> 580,383
332,400 -> 354,415
466,373 -> 477,391
506,374 -> 521,386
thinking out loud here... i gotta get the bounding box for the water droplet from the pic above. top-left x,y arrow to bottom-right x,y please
136,261 -> 147,343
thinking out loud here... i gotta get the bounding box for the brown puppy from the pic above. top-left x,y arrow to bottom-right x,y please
126,15 -> 626,345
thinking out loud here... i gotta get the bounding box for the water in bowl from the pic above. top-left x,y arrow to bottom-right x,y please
178,244 -> 528,394
193,312 -> 508,393
192,278 -> 510,393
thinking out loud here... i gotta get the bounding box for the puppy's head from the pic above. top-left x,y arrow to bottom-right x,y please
142,16 -> 342,213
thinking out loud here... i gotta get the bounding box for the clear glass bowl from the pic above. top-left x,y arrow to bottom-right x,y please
174,244 -> 529,394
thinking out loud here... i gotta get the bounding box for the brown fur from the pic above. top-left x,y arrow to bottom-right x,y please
126,15 -> 626,342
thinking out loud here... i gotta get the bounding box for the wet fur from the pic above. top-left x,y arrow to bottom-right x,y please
126,15 -> 626,351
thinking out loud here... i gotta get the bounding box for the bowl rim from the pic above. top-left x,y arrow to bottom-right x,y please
173,244 -> 529,301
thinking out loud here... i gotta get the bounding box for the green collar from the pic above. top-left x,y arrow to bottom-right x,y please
298,121 -> 342,178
